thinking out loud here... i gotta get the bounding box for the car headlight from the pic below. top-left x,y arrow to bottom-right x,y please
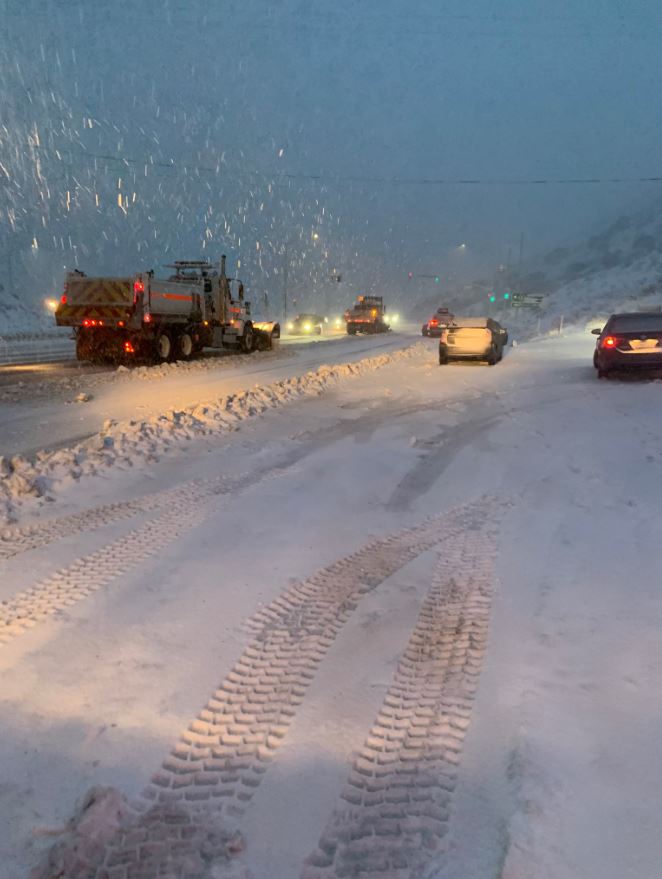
287,322 -> 294,330
391,313 -> 400,323
303,323 -> 312,332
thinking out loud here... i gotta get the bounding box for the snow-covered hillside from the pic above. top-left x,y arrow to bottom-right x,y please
411,200 -> 662,338
534,200 -> 662,328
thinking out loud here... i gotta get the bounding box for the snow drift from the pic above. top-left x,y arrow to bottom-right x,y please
0,343 -> 426,526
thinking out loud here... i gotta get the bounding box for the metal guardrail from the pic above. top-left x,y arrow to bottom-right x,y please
0,336 -> 75,366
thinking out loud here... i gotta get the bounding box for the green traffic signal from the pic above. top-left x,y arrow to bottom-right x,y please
503,292 -> 510,300
434,276 -> 440,283
489,294 -> 496,302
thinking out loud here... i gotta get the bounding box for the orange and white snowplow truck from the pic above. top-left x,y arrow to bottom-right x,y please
344,294 -> 391,335
55,256 -> 279,363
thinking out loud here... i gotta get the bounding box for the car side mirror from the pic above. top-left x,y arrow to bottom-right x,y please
590,328 -> 602,335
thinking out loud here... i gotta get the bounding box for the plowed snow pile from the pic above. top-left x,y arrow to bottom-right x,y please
0,344 -> 425,525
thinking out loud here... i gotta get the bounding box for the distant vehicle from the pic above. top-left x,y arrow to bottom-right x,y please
592,312 -> 662,378
55,256 -> 280,364
286,313 -> 326,335
422,307 -> 454,337
439,317 -> 508,365
345,295 -> 390,335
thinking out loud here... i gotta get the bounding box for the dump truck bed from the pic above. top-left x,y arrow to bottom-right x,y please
57,276 -> 133,326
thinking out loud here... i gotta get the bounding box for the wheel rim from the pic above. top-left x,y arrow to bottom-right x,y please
180,333 -> 193,357
157,335 -> 171,360
244,329 -> 253,351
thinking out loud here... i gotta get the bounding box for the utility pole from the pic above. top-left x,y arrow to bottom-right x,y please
282,242 -> 289,320
517,232 -> 524,282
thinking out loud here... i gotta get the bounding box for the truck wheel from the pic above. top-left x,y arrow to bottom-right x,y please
347,325 -> 356,335
177,332 -> 194,361
155,332 -> 173,362
241,325 -> 255,353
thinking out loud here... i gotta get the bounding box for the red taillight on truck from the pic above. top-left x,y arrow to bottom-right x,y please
60,294 -> 67,304
134,279 -> 145,294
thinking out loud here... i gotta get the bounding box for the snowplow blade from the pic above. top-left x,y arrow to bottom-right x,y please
253,322 -> 281,350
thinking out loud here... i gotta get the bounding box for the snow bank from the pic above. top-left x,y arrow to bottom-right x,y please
0,343 -> 425,525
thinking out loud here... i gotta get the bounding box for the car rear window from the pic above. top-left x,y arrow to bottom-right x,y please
450,318 -> 489,328
610,315 -> 662,332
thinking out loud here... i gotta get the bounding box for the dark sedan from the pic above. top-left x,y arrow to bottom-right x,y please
286,313 -> 325,335
422,308 -> 454,337
592,313 -> 662,377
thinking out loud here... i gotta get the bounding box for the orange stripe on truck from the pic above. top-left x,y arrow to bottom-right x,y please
152,292 -> 193,302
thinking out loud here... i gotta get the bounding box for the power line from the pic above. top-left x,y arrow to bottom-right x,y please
21,145 -> 662,188
1,7 -> 660,41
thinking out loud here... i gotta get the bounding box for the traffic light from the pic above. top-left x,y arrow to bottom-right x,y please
489,294 -> 496,303
407,272 -> 413,279
434,276 -> 440,284
503,292 -> 510,300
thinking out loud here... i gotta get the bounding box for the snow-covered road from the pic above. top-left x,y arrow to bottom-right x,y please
2,332 -> 662,879
0,332 -> 413,458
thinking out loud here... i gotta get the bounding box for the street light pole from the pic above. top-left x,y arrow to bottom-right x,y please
283,241 -> 289,321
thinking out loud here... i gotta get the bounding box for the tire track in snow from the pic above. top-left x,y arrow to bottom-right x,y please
140,511 -> 474,815
0,470 -> 281,646
0,477 -> 212,561
300,516 -> 498,878
33,500 -> 496,879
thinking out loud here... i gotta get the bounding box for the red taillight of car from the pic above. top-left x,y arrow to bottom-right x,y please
430,318 -> 439,326
602,336 -> 617,348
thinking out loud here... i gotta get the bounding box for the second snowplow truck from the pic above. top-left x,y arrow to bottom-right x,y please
344,295 -> 391,335
55,256 -> 279,363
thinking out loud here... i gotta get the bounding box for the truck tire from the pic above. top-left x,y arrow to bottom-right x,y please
155,332 -> 173,362
347,324 -> 357,335
241,324 -> 255,353
177,332 -> 194,361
